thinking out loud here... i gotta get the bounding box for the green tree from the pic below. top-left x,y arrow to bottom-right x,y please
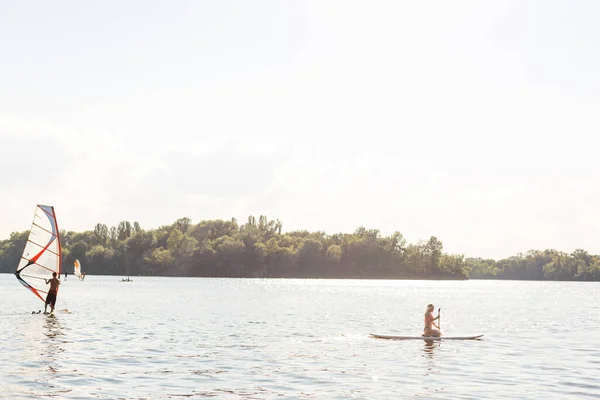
4,215 -> 600,281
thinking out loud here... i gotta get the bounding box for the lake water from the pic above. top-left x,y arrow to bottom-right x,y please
1,275 -> 599,399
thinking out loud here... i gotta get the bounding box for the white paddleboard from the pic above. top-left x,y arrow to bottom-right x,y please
370,333 -> 483,340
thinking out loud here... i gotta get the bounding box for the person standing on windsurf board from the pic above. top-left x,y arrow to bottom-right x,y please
44,272 -> 61,314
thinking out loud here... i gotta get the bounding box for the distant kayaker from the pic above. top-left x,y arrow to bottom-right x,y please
423,304 -> 441,337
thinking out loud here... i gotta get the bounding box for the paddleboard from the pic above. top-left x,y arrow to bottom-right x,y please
370,333 -> 483,340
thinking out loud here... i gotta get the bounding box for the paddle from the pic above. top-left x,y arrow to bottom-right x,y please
438,308 -> 441,330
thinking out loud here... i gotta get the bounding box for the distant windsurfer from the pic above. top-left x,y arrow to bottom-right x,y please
423,304 -> 441,337
44,272 -> 61,314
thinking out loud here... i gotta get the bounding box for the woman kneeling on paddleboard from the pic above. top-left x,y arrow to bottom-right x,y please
423,304 -> 441,337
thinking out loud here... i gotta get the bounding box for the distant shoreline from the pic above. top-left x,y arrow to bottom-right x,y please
1,216 -> 599,282
3,272 -> 597,283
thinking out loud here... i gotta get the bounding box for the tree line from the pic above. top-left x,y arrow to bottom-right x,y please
0,216 -> 598,281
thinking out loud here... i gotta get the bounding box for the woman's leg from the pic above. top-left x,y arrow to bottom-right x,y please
424,328 -> 441,337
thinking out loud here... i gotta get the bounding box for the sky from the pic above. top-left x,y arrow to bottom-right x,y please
1,0 -> 600,259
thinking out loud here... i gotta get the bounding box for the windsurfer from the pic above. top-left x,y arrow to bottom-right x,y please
44,272 -> 61,314
423,304 -> 441,337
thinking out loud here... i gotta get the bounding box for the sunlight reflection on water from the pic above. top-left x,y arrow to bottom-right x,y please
1,275 -> 599,399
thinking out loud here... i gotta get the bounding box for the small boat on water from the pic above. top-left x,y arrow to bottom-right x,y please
120,277 -> 133,282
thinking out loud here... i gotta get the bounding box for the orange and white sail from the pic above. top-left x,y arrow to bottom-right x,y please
14,205 -> 62,302
74,259 -> 83,280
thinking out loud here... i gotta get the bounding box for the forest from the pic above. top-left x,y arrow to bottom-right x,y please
1,216 -> 599,281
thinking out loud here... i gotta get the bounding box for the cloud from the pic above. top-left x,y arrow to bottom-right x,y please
144,145 -> 286,199
0,117 -> 79,237
63,143 -> 291,231
0,122 -> 75,192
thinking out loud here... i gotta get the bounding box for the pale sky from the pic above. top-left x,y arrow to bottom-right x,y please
2,0 -> 600,259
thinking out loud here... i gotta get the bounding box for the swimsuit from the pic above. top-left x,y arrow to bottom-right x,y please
45,290 -> 57,306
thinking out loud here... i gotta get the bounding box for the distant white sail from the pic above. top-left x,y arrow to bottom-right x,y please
14,205 -> 62,302
74,259 -> 83,279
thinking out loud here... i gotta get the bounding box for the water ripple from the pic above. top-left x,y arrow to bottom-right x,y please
1,276 -> 599,399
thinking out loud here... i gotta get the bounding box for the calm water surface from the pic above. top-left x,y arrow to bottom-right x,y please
1,275 -> 599,399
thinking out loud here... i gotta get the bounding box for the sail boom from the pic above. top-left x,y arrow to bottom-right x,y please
18,258 -> 55,274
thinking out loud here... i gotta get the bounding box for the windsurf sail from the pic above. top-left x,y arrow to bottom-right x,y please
74,259 -> 82,280
14,205 -> 62,302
